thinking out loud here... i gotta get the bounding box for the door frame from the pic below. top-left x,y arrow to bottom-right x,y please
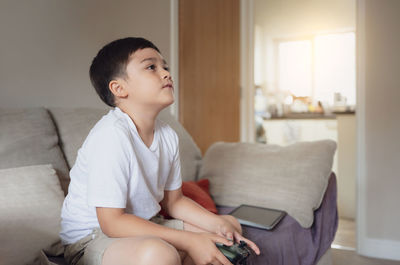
169,0 -> 180,119
240,0 -> 256,143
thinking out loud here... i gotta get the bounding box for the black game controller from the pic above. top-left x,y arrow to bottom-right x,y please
216,240 -> 251,265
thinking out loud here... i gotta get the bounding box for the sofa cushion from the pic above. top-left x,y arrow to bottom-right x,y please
0,164 -> 65,265
49,107 -> 202,182
0,107 -> 70,194
199,140 -> 337,228
48,107 -> 108,169
182,179 -> 217,214
160,178 -> 217,218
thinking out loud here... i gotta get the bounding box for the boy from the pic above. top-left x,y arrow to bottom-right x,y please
60,37 -> 259,265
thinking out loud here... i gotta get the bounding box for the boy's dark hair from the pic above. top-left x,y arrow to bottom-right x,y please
89,37 -> 160,107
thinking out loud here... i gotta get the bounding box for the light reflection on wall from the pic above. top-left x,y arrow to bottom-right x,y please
254,0 -> 356,113
277,32 -> 355,106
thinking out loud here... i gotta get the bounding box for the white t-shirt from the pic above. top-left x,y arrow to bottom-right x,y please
60,107 -> 182,245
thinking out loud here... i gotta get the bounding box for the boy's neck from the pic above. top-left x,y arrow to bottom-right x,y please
117,104 -> 159,148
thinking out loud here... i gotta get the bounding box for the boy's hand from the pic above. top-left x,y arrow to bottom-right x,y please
215,215 -> 261,255
185,232 -> 234,265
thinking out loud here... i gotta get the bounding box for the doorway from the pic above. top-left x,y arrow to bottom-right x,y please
250,0 -> 357,250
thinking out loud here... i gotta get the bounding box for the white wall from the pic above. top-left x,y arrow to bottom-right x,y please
0,0 -> 171,108
254,0 -> 355,37
357,0 -> 400,260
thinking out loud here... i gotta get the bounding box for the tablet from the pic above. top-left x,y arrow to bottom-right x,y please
229,204 -> 286,230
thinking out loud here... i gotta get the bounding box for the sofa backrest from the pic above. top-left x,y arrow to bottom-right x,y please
0,107 -> 70,194
48,107 -> 202,183
48,107 -> 107,169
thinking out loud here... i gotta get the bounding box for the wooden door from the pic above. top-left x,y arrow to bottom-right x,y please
179,0 -> 240,154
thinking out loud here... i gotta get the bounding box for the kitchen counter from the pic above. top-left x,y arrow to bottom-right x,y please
266,113 -> 336,120
263,111 -> 355,120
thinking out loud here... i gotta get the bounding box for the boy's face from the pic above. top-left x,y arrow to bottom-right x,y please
115,48 -> 174,111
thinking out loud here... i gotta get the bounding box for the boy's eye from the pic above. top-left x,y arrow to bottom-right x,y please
164,66 -> 170,72
147,64 -> 156,70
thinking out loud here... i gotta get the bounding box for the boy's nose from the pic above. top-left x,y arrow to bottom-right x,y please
163,70 -> 172,80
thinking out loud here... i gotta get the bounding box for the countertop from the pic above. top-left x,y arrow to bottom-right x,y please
263,111 -> 355,120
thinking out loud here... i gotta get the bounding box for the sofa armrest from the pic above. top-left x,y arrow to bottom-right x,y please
199,140 -> 336,228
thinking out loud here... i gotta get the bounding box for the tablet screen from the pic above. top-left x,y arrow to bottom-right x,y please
229,204 -> 286,230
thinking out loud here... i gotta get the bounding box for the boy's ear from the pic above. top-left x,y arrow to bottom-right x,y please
109,80 -> 128,99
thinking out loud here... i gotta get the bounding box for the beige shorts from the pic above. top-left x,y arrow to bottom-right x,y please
64,215 -> 184,265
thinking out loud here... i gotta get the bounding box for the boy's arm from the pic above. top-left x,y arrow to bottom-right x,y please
161,189 -> 223,233
96,207 -> 234,265
161,188 -> 260,255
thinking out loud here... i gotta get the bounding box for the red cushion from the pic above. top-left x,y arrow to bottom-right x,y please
182,179 -> 218,214
159,179 -> 218,218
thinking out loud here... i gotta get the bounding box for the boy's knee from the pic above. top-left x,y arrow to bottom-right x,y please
102,236 -> 180,265
137,237 -> 181,265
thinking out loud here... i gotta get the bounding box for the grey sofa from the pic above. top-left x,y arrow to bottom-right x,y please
0,107 -> 337,265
